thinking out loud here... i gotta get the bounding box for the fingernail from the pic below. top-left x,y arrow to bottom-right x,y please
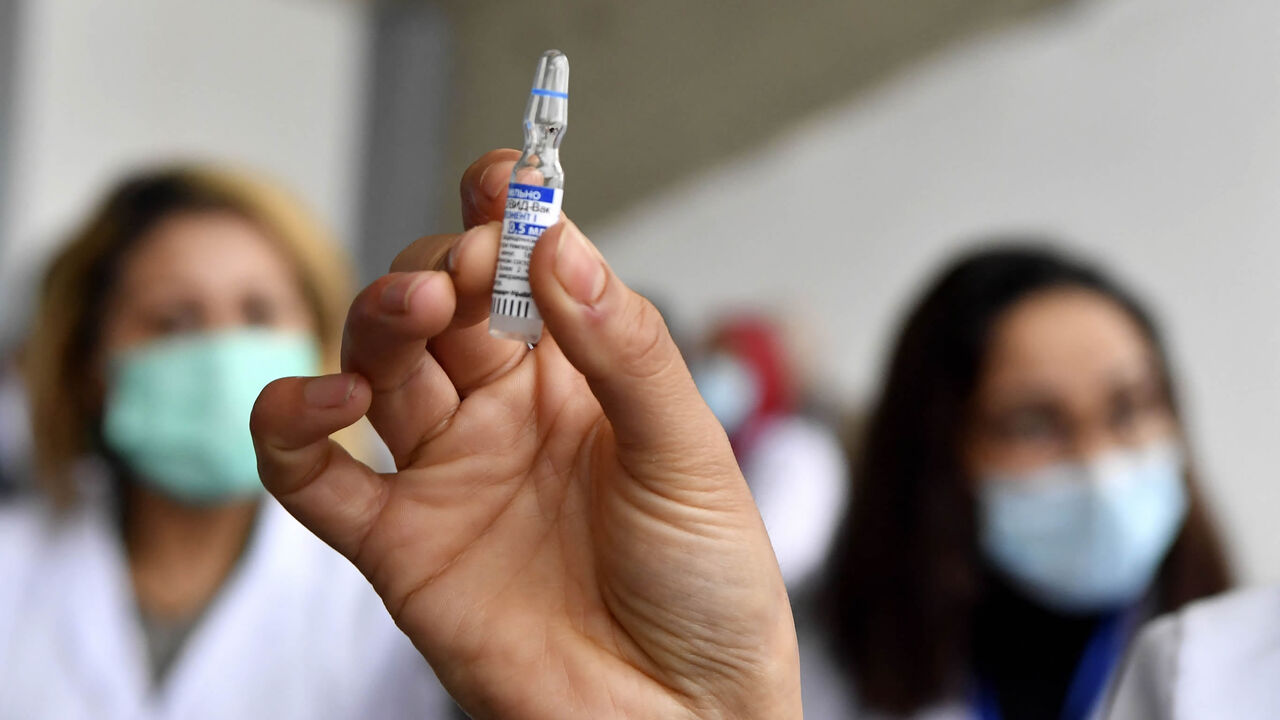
304,374 -> 355,408
554,223 -> 607,305
380,273 -> 428,314
446,228 -> 477,273
445,242 -> 462,273
479,163 -> 507,201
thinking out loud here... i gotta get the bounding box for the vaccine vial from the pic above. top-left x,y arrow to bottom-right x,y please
489,49 -> 569,344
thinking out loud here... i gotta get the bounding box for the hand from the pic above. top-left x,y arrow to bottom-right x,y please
251,149 -> 802,719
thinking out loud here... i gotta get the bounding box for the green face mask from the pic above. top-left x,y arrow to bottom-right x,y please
102,328 -> 321,505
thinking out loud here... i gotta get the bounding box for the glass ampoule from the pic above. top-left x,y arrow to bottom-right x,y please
489,49 -> 569,344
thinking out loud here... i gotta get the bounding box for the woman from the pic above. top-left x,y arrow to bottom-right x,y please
808,245 -> 1234,719
0,166 -> 450,718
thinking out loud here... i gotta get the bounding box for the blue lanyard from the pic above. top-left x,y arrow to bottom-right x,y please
973,609 -> 1133,720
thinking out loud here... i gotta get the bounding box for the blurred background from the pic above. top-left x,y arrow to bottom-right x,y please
0,0 -> 1277,585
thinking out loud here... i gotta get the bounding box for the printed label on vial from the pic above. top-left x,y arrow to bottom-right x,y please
491,182 -> 562,323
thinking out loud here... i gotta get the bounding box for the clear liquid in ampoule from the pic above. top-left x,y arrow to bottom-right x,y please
489,49 -> 569,345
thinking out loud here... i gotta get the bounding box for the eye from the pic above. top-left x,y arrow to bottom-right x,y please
146,304 -> 203,335
1110,392 -> 1139,429
1110,381 -> 1164,432
242,294 -> 278,326
992,406 -> 1064,443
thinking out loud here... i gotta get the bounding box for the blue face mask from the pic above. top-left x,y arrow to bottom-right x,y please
102,329 -> 320,505
691,353 -> 760,436
977,440 -> 1188,613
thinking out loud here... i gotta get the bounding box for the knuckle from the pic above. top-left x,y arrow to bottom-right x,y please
615,297 -> 675,380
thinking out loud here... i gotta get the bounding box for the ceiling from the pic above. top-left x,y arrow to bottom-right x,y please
432,0 -> 1069,229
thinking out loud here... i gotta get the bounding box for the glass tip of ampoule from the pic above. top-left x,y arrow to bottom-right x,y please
532,50 -> 569,96
527,50 -> 569,126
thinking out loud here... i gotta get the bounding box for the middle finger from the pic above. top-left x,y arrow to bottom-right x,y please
342,270 -> 461,468
391,224 -> 529,396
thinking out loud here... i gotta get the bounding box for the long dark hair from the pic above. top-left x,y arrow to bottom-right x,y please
816,243 -> 1233,713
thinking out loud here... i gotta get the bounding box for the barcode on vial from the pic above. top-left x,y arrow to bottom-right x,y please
492,296 -> 534,319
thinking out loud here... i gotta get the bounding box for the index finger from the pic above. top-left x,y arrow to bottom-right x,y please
460,148 -> 521,229
251,373 -> 386,559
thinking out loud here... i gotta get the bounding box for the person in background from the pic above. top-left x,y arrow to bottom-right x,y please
806,245 -> 1233,720
691,314 -> 849,591
0,167 -> 451,719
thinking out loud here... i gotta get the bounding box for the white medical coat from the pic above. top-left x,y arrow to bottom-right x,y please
1105,585 -> 1280,719
740,415 -> 848,590
0,492 -> 454,719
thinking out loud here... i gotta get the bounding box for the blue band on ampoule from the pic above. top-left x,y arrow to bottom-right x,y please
530,88 -> 569,99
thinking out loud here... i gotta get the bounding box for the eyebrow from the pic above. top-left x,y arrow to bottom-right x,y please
982,391 -> 1061,418
1104,361 -> 1161,392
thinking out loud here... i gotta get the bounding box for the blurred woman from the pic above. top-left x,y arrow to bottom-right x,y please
806,245 -> 1233,719
0,167 -> 450,718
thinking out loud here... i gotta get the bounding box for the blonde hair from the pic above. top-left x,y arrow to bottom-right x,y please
23,164 -> 354,506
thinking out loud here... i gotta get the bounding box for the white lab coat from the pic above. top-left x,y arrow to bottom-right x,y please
740,415 -> 848,590
1105,585 -> 1280,719
0,484 -> 454,719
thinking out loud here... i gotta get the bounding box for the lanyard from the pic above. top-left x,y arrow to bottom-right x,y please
973,609 -> 1133,720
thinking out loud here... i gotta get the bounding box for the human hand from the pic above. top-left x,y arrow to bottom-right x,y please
251,149 -> 802,719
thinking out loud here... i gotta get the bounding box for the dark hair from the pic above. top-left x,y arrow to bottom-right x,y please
816,242 -> 1233,713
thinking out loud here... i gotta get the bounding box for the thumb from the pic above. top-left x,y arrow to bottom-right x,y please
530,220 -> 733,470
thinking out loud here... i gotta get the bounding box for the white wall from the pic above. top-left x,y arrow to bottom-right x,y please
602,0 -> 1280,582
0,0 -> 369,341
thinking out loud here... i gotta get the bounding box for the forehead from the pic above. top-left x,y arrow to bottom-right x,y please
979,287 -> 1155,398
116,211 -> 293,293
